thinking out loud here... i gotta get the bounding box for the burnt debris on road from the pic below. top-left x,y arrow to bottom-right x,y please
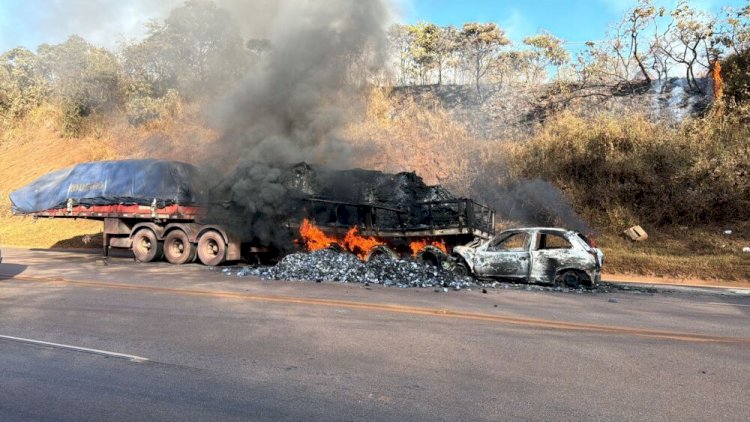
218,249 -> 653,294
223,249 -> 474,290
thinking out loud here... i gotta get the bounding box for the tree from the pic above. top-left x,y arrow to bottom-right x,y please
721,47 -> 750,104
460,23 -> 510,94
625,0 -> 663,83
135,0 -> 249,98
408,22 -> 438,85
121,32 -> 178,98
38,35 -> 122,135
715,5 -> 750,55
388,24 -> 415,86
523,31 -> 570,81
491,50 -> 538,88
0,47 -> 48,119
432,25 -> 460,85
657,1 -> 718,93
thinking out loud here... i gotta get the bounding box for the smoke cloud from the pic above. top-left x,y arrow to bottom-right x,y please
471,176 -> 594,234
203,0 -> 393,248
209,0 -> 390,166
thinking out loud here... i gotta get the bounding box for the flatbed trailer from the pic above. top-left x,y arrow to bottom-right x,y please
25,197 -> 495,266
13,159 -> 496,266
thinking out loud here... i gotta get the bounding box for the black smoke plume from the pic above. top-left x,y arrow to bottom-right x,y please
204,0 -> 391,248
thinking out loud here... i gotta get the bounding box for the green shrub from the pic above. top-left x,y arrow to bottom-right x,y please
722,49 -> 750,105
125,89 -> 180,126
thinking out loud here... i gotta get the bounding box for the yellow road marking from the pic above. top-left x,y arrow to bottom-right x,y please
2,272 -> 749,345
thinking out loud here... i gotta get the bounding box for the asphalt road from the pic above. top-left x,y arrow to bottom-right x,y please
0,247 -> 748,421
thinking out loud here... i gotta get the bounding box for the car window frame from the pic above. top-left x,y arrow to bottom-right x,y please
486,231 -> 530,252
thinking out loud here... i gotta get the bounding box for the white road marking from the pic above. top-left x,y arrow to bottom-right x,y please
0,334 -> 149,362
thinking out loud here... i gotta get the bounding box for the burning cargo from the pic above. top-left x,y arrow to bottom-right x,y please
11,159 -> 495,266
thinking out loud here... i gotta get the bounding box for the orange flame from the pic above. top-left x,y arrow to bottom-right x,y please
343,227 -> 384,259
299,219 -> 384,259
299,219 -> 337,251
408,239 -> 448,256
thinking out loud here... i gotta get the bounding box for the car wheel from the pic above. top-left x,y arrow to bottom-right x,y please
132,229 -> 162,263
452,260 -> 470,277
164,230 -> 196,265
556,270 -> 582,288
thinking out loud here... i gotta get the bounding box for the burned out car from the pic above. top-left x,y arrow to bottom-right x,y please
451,228 -> 604,287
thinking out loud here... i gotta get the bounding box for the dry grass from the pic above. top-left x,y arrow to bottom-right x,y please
512,109 -> 750,227
599,224 -> 750,281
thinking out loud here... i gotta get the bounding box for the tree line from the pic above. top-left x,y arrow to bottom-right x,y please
389,0 -> 750,95
1,0 -> 749,137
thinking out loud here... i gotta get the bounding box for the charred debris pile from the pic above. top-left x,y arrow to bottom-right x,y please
224,249 -> 475,290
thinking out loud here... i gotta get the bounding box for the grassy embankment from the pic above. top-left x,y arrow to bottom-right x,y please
1,93 -> 748,282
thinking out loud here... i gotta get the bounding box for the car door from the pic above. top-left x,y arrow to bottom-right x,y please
473,231 -> 531,280
529,232 -> 574,284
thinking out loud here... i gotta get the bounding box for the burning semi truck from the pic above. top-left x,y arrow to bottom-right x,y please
10,159 -> 495,266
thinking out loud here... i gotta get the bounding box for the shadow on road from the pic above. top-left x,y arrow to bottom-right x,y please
29,248 -> 99,255
50,233 -> 103,249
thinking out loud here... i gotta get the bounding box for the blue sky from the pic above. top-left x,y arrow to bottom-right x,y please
0,0 -> 746,53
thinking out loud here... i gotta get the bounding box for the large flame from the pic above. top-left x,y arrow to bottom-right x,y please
343,227 -> 384,259
299,219 -> 384,259
408,239 -> 448,256
299,219 -> 338,251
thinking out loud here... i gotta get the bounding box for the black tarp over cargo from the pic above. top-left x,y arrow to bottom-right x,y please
10,159 -> 203,214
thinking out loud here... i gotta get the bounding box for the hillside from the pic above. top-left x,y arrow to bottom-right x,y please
2,88 -> 748,282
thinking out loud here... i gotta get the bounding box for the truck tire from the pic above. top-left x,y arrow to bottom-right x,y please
365,245 -> 398,262
417,246 -> 446,267
132,229 -> 162,263
197,230 -> 226,266
164,230 -> 196,265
